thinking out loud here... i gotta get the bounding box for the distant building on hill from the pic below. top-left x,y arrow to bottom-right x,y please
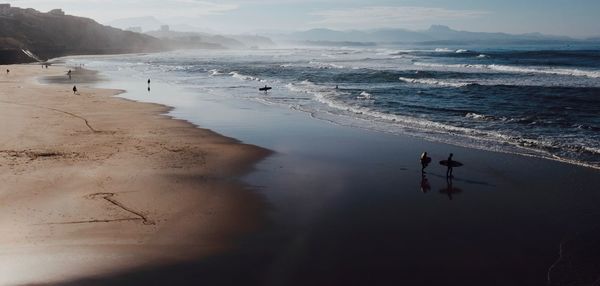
0,3 -> 10,14
48,9 -> 65,16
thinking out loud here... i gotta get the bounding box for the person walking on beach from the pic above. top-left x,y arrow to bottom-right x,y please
72,85 -> 77,95
67,69 -> 72,80
147,79 -> 151,86
446,153 -> 454,178
420,152 -> 430,173
6,69 -> 9,75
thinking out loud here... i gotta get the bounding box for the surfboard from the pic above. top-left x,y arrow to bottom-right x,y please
439,160 -> 463,167
259,86 -> 272,91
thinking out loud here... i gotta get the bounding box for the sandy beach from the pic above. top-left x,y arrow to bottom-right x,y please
0,65 -> 270,285
1,60 -> 599,286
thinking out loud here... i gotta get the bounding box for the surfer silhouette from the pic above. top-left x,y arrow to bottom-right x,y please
259,85 -> 272,94
439,153 -> 462,178
67,69 -> 72,80
72,85 -> 77,94
446,153 -> 454,177
420,152 -> 431,173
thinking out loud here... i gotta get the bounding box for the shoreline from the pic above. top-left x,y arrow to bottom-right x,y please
54,56 -> 600,285
2,59 -> 599,285
0,64 -> 271,285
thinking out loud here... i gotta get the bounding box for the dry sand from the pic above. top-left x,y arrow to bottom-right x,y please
0,64 -> 270,285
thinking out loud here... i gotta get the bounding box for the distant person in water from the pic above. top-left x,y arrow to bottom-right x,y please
72,85 -> 77,95
420,152 -> 430,173
147,79 -> 151,85
335,85 -> 339,89
446,153 -> 454,178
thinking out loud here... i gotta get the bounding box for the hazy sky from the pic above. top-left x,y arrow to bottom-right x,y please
5,0 -> 600,37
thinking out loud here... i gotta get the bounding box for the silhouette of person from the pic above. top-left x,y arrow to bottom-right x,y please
6,69 -> 9,74
72,85 -> 77,94
420,152 -> 430,173
147,79 -> 151,85
335,85 -> 339,89
446,153 -> 454,178
420,174 -> 431,193
67,69 -> 72,80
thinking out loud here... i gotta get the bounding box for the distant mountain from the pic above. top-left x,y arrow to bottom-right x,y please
0,5 -> 165,64
287,28 -> 432,43
281,25 -> 581,45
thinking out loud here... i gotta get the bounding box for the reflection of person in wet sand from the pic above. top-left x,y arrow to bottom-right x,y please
420,174 -> 431,193
439,177 -> 462,200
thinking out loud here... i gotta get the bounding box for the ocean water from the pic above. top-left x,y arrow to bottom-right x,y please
67,45 -> 600,169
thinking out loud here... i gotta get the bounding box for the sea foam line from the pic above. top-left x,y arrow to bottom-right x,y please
414,62 -> 600,78
398,77 -> 473,88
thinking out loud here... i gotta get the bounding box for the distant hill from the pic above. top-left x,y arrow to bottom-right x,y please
146,29 -> 276,50
281,25 -> 583,46
0,4 -> 165,64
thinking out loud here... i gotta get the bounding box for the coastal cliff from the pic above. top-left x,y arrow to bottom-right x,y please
0,4 -> 165,64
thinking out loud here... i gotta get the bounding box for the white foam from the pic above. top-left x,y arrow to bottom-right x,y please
229,71 -> 264,82
208,69 -> 223,76
465,112 -> 494,121
398,77 -> 473,88
434,48 -> 453,52
413,62 -> 600,78
309,61 -> 345,69
456,49 -> 469,53
357,91 -> 373,100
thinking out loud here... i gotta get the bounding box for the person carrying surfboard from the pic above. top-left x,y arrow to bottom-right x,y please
446,153 -> 454,178
420,152 -> 431,172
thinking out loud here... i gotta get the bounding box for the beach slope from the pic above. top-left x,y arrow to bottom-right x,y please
0,65 -> 269,285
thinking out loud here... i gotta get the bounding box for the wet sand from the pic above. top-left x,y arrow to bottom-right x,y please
46,68 -> 600,286
0,65 -> 270,285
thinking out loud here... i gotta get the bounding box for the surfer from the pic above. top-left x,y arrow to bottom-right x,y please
420,152 -> 430,173
147,79 -> 151,85
446,153 -> 454,178
335,85 -> 339,89
259,85 -> 272,94
72,85 -> 77,95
